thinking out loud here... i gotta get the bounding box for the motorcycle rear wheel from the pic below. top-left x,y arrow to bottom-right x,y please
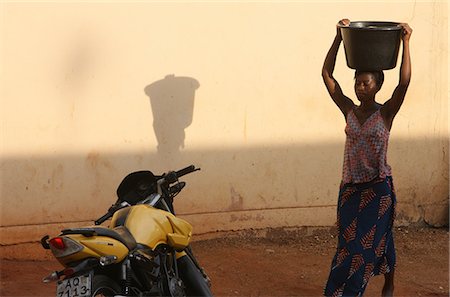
92,275 -> 121,297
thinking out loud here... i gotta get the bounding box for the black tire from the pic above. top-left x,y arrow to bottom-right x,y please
177,255 -> 213,297
91,275 -> 122,297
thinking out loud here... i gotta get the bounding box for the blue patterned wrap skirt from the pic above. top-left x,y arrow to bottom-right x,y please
324,176 -> 397,297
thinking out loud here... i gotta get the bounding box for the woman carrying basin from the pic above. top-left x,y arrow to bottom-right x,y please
321,19 -> 412,296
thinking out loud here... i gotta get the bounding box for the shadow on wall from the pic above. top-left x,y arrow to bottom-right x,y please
1,138 -> 448,229
144,75 -> 200,159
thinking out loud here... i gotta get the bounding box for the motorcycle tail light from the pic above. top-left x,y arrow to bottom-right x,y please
49,236 -> 83,258
49,237 -> 65,249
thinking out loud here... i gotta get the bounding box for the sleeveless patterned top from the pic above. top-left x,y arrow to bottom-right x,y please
342,108 -> 392,184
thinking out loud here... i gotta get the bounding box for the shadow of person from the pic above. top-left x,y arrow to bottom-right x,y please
144,75 -> 200,163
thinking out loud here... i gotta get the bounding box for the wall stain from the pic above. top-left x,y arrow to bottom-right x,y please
86,151 -> 114,170
230,213 -> 251,222
85,151 -> 116,198
258,194 -> 267,204
229,186 -> 244,211
42,164 -> 64,193
51,164 -> 64,191
229,213 -> 265,223
255,213 -> 264,222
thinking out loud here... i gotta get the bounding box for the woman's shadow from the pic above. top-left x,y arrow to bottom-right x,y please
144,75 -> 200,160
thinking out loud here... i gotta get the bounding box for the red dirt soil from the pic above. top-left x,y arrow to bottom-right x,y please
1,226 -> 448,296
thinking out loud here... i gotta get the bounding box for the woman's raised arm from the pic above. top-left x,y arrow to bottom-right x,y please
382,23 -> 412,124
322,19 -> 354,116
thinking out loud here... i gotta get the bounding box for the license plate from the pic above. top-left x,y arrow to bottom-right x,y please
56,274 -> 91,297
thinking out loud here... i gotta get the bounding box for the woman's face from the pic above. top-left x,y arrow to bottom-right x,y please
354,72 -> 379,102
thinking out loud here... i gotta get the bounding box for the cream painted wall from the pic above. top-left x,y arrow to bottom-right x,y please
1,1 -> 448,250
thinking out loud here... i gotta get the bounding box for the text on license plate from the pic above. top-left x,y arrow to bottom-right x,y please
56,274 -> 91,297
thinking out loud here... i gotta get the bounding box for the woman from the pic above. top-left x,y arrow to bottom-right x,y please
322,19 -> 412,296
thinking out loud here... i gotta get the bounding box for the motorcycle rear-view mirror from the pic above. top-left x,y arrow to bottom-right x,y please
116,171 -> 159,205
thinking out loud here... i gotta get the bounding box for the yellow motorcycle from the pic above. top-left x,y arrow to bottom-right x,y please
41,165 -> 212,297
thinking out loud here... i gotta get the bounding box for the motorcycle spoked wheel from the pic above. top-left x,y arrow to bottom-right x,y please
91,275 -> 122,297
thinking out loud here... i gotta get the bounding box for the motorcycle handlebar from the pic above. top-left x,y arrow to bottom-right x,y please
175,165 -> 200,179
94,202 -> 128,225
95,212 -> 112,225
163,165 -> 200,184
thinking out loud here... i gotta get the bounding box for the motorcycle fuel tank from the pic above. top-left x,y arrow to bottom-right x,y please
111,205 -> 193,251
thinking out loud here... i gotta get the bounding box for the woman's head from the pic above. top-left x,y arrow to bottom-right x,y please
354,70 -> 384,102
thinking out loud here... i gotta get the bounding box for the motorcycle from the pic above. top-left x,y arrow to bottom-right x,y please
41,165 -> 213,297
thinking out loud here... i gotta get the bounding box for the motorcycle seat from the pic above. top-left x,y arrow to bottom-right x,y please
61,226 -> 137,251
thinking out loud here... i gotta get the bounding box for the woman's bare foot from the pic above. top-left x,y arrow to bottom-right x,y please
382,270 -> 395,297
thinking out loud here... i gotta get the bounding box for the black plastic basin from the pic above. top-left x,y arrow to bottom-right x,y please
339,21 -> 402,71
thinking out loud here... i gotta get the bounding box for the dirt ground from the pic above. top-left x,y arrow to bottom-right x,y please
1,226 -> 448,297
